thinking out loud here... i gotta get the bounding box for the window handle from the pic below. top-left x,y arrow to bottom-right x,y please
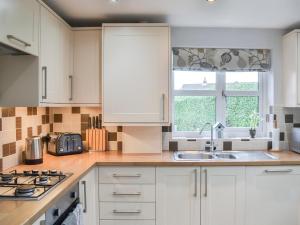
222,90 -> 227,97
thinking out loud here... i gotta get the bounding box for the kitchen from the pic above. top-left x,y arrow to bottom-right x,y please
1,0 -> 300,225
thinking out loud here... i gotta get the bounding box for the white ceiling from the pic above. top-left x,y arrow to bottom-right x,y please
43,0 -> 300,29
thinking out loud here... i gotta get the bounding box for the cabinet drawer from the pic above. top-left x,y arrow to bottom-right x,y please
99,167 -> 155,184
99,184 -> 155,202
100,220 -> 155,225
100,202 -> 155,220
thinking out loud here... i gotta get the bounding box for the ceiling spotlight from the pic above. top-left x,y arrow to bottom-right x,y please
207,0 -> 216,3
110,0 -> 120,3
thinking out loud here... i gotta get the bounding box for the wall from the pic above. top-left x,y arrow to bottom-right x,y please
0,107 -> 50,171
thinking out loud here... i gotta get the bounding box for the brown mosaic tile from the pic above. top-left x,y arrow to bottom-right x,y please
32,107 -> 37,115
108,132 -> 117,141
169,141 -> 178,151
16,117 -> 22,129
9,142 -> 16,155
81,123 -> 89,132
0,159 -> 3,172
54,114 -> 63,123
27,127 -> 33,138
223,141 -> 232,151
81,131 -> 86,141
16,129 -> 22,141
50,123 -> 53,132
81,114 -> 89,123
46,107 -> 50,115
72,107 -> 81,114
2,108 -> 15,117
117,126 -> 123,132
117,141 -> 123,151
0,118 -> 2,131
37,125 -> 42,135
42,115 -> 49,124
3,144 -> 10,157
27,107 -> 33,116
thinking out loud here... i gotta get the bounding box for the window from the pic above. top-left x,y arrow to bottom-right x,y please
173,71 -> 264,138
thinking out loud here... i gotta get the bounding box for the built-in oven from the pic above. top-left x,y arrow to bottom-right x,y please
45,183 -> 81,225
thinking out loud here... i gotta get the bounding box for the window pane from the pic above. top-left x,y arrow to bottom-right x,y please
226,96 -> 259,127
226,72 -> 258,91
174,96 -> 216,131
174,71 -> 216,90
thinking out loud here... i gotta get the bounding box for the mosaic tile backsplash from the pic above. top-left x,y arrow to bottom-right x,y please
0,106 -> 299,172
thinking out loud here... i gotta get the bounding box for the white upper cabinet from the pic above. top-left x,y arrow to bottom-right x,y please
103,24 -> 170,125
40,5 -> 72,104
282,30 -> 300,107
201,167 -> 245,225
0,0 -> 39,55
156,167 -> 201,225
245,166 -> 300,225
72,29 -> 101,104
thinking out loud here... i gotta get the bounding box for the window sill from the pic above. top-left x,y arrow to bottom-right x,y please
172,137 -> 271,142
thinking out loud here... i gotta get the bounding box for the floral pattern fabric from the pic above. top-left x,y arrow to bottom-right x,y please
173,48 -> 271,72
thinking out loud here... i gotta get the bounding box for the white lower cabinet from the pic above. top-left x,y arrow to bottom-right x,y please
245,166 -> 300,225
156,167 -> 201,225
100,221 -> 155,225
201,167 -> 245,225
31,214 -> 45,225
79,167 -> 98,225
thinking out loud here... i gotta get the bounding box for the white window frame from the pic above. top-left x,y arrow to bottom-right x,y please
172,71 -> 266,138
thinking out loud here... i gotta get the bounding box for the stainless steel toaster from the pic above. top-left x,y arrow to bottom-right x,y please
47,133 -> 83,156
291,128 -> 300,154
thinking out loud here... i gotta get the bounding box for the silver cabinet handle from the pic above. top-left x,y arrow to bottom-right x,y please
69,75 -> 73,101
264,169 -> 293,173
81,180 -> 87,213
204,169 -> 208,197
42,67 -> 47,100
194,169 -> 197,197
113,192 -> 141,196
113,210 -> 141,214
112,173 -> 141,178
161,94 -> 165,121
7,34 -> 31,47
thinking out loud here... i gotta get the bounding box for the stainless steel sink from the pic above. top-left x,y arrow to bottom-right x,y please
174,151 -> 277,161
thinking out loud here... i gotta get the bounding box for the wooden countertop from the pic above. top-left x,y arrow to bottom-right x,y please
2,150 -> 300,225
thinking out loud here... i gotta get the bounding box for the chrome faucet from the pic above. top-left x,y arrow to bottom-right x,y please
199,122 -> 215,153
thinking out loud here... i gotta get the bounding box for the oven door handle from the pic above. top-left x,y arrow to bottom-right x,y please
81,180 -> 87,213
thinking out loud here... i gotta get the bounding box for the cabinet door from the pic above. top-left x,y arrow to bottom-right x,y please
201,167 -> 245,225
0,0 -> 39,55
40,6 -> 69,104
245,166 -> 300,225
156,167 -> 200,225
80,168 -> 98,225
73,30 -> 100,104
103,26 -> 170,124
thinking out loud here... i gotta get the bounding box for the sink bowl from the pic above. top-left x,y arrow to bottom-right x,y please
174,151 -> 277,161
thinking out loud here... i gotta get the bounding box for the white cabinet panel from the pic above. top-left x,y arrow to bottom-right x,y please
100,202 -> 155,220
40,6 -> 71,104
73,30 -> 101,104
100,220 -> 155,225
99,184 -> 155,202
103,25 -> 170,124
201,167 -> 245,225
156,167 -> 200,225
245,166 -> 300,225
99,167 -> 155,184
79,168 -> 98,225
0,0 -> 39,55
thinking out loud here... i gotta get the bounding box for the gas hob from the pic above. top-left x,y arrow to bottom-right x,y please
0,170 -> 72,200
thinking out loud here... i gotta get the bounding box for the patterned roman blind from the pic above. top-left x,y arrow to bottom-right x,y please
173,48 -> 271,72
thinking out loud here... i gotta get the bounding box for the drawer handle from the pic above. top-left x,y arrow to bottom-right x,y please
264,169 -> 293,173
7,34 -> 31,47
113,210 -> 141,214
112,173 -> 141,178
113,192 -> 141,196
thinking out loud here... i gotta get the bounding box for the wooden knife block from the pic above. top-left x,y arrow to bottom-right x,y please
86,128 -> 108,151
